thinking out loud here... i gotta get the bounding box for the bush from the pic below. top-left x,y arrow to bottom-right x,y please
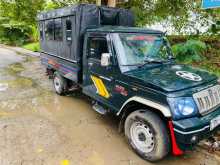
22,42 -> 40,52
0,17 -> 39,46
0,20 -> 33,46
168,35 -> 220,49
172,40 -> 207,64
30,25 -> 39,42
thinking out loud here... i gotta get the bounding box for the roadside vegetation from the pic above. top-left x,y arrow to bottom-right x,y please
169,35 -> 220,77
0,0 -> 219,76
22,42 -> 40,52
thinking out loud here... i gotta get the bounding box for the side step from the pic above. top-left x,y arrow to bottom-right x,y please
92,102 -> 107,115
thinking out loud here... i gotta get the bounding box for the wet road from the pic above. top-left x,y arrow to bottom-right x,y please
0,45 -> 220,165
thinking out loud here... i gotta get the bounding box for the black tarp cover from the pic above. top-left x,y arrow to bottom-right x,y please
38,4 -> 135,62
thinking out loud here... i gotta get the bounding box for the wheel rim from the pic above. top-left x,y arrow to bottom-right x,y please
130,121 -> 155,153
54,76 -> 62,93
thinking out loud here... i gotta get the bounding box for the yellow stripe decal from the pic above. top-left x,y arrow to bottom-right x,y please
91,75 -> 110,98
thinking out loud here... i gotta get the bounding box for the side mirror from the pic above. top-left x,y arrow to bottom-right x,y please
101,53 -> 111,67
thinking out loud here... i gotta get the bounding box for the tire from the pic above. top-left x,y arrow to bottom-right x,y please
124,110 -> 170,162
53,72 -> 67,95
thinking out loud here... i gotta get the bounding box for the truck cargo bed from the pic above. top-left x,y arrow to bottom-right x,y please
41,52 -> 81,83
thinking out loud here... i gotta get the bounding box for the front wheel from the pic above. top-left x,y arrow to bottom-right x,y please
124,110 -> 170,162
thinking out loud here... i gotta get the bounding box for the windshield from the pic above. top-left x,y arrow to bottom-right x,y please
113,33 -> 173,70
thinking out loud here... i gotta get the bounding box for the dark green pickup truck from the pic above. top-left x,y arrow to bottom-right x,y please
38,4 -> 220,162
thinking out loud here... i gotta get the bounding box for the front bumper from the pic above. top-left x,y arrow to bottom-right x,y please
173,107 -> 220,150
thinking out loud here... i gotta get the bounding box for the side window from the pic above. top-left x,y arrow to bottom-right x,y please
54,18 -> 63,41
66,19 -> 72,41
45,20 -> 54,40
88,37 -> 109,60
39,22 -> 44,40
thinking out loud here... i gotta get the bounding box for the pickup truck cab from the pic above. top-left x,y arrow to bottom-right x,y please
38,4 -> 220,162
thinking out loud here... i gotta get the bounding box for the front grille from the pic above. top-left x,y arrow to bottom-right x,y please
193,85 -> 220,114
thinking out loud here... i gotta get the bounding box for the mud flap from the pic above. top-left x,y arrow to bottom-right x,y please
168,121 -> 184,156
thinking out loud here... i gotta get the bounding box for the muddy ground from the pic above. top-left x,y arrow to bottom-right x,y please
0,45 -> 220,165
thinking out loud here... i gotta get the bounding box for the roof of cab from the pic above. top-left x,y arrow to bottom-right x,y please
86,26 -> 164,34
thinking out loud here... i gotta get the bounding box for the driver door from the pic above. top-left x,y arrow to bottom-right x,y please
83,34 -> 115,107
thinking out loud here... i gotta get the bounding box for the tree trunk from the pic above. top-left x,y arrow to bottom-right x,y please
96,0 -> 101,6
108,0 -> 116,7
96,0 -> 117,7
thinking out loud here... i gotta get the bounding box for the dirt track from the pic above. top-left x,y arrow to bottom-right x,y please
0,45 -> 220,165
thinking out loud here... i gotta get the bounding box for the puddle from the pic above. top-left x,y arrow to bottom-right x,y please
24,56 -> 37,63
6,62 -> 25,75
6,77 -> 33,88
0,62 -> 35,89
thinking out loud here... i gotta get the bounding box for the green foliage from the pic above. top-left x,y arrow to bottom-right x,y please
44,1 -> 60,10
0,0 -> 219,46
168,35 -> 220,49
200,63 -> 220,77
22,42 -> 40,52
0,0 -> 46,45
0,0 -> 46,25
51,0 -> 95,8
0,20 -> 33,45
50,0 -> 220,34
30,25 -> 39,42
172,40 -> 207,64
169,35 -> 220,77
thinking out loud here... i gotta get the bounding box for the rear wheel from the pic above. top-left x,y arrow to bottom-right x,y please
53,72 -> 67,95
124,110 -> 170,162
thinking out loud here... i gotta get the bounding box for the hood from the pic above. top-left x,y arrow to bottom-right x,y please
125,64 -> 217,92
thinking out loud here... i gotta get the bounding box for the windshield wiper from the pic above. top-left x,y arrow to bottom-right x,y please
144,59 -> 164,64
121,60 -> 164,68
134,58 -> 164,68
121,63 -> 144,67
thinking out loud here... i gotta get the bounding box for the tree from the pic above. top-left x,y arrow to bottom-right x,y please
50,0 -> 219,34
0,0 -> 218,45
0,0 -> 46,44
0,0 -> 46,25
119,0 -> 219,34
107,0 -> 116,7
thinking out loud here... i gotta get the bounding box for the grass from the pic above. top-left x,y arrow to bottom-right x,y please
22,42 -> 40,52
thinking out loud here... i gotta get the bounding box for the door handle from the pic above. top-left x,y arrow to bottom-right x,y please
88,62 -> 93,67
99,76 -> 114,82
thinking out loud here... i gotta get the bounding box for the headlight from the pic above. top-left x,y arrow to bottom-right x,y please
167,97 -> 198,120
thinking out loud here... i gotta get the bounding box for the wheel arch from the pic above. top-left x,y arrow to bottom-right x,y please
117,96 -> 172,133
117,96 -> 171,117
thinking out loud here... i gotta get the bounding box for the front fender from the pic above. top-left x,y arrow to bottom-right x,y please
117,96 -> 172,117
